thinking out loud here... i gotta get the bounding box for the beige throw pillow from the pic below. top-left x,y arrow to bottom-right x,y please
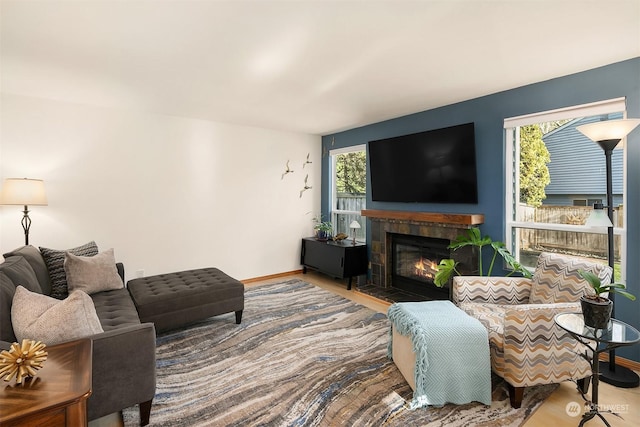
11,286 -> 104,345
64,248 -> 123,295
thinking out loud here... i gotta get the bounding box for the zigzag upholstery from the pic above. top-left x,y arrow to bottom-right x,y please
452,252 -> 610,408
529,252 -> 611,304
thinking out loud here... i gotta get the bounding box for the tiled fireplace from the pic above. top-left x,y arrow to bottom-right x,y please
362,209 -> 483,300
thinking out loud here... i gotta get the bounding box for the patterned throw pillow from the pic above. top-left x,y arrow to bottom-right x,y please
40,241 -> 99,299
11,285 -> 103,345
529,252 -> 612,304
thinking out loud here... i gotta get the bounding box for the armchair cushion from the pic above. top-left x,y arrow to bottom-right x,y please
529,252 -> 611,304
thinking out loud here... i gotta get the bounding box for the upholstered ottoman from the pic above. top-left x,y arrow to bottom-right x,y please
387,301 -> 491,408
127,268 -> 244,333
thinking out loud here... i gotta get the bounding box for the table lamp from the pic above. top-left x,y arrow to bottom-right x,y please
349,220 -> 361,245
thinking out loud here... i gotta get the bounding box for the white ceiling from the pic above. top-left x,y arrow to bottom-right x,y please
1,0 -> 639,135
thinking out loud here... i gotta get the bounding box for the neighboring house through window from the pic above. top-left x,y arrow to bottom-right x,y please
504,98 -> 628,280
329,145 -> 366,241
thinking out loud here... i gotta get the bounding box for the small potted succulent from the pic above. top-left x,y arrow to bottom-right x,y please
578,270 -> 636,329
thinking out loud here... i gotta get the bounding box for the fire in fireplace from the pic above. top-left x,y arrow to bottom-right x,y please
391,234 -> 450,300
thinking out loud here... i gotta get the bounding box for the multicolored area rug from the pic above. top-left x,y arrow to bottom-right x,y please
123,280 -> 556,426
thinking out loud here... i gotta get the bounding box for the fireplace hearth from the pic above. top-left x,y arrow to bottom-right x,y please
362,209 -> 483,302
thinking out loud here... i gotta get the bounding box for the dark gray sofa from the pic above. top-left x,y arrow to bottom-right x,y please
0,245 -> 156,425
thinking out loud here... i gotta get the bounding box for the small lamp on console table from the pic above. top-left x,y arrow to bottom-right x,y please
577,118 -> 640,388
349,220 -> 361,245
0,178 -> 48,246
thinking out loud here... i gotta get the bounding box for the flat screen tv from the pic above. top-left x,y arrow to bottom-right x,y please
368,122 -> 478,204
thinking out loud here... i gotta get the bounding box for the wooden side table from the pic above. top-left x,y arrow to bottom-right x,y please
0,338 -> 93,426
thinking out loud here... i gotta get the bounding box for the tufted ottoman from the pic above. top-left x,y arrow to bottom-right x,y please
127,267 -> 244,333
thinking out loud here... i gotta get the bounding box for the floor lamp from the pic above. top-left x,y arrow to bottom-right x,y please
0,178 -> 48,245
577,118 -> 640,388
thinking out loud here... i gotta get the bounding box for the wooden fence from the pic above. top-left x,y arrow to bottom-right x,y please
518,204 -> 623,260
334,194 -> 366,238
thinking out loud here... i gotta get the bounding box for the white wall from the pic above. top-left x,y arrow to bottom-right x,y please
0,94 -> 321,281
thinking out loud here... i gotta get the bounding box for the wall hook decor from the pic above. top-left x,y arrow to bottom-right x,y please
281,160 -> 294,180
299,174 -> 312,198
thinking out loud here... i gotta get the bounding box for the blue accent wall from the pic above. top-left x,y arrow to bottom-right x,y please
322,58 -> 640,362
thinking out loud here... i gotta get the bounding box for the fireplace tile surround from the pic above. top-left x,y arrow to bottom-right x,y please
361,210 -> 484,300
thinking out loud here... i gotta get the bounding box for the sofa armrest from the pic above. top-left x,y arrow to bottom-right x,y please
501,302 -> 591,387
88,322 -> 156,421
453,276 -> 533,305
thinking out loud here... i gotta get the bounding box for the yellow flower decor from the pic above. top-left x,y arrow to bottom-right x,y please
0,339 -> 48,384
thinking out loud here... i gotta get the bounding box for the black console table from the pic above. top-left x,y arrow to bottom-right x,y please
301,237 -> 368,290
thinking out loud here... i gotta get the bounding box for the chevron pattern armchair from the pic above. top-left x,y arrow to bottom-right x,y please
452,252 -> 612,408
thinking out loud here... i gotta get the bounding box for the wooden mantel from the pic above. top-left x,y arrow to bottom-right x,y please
361,209 -> 484,226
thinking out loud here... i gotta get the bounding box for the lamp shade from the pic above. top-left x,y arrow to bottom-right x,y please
0,178 -> 48,206
576,119 -> 640,143
349,221 -> 361,229
585,208 -> 613,228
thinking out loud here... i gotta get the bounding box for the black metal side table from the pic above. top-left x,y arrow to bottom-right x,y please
555,313 -> 640,426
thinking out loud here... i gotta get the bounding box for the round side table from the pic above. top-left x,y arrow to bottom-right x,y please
555,313 -> 640,426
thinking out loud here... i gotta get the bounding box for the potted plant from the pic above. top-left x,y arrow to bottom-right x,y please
434,227 -> 532,287
312,214 -> 333,241
578,270 -> 635,329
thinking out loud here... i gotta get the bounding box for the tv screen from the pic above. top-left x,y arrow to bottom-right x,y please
368,122 -> 478,204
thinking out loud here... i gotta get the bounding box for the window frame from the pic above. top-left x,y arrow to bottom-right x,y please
329,144 -> 366,239
504,98 -> 628,278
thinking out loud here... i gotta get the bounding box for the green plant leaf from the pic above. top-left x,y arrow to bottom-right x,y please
612,289 -> 636,301
579,270 -> 604,295
603,283 -> 637,301
449,227 -> 491,250
434,258 -> 459,287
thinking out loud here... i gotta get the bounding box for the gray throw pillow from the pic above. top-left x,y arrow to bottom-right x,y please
40,241 -> 98,299
11,286 -> 104,345
65,248 -> 123,295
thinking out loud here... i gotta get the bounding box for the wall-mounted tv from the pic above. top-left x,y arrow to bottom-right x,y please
368,122 -> 478,204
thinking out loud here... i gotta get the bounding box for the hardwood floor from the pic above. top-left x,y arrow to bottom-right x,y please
90,272 -> 639,426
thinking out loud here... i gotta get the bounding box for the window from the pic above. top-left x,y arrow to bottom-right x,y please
329,145 -> 366,241
504,98 -> 627,280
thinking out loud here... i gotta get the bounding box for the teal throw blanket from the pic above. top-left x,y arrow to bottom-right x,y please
387,300 -> 491,408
